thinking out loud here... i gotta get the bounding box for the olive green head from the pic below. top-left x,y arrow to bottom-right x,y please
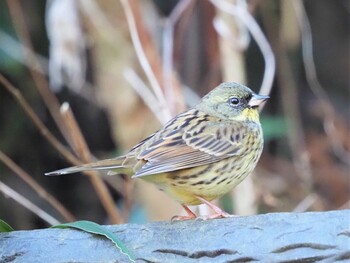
195,82 -> 269,121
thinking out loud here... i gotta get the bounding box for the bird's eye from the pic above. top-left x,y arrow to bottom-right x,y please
229,97 -> 240,106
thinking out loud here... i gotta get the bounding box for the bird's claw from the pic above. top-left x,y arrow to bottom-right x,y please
171,215 -> 197,221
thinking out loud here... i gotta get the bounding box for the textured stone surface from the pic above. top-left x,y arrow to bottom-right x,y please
1,210 -> 349,262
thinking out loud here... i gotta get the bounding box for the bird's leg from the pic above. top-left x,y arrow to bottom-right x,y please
195,195 -> 235,219
171,205 -> 197,221
183,205 -> 197,218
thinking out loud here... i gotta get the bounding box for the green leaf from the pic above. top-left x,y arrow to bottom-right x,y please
52,221 -> 135,262
0,219 -> 14,232
261,116 -> 288,142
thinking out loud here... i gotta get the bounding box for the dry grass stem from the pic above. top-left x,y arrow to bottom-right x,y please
60,103 -> 123,224
123,68 -> 165,123
6,0 -> 74,147
0,150 -> 75,222
103,176 -> 126,198
0,75 -> 122,223
120,0 -> 170,122
264,1 -> 313,189
210,0 -> 275,97
293,193 -> 318,212
292,0 -> 350,166
338,200 -> 350,210
162,0 -> 192,114
0,181 -> 60,226
0,74 -> 79,165
78,0 -> 119,43
60,103 -> 91,160
214,1 -> 257,215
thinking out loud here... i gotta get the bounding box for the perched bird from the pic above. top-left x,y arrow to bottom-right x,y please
46,82 -> 269,219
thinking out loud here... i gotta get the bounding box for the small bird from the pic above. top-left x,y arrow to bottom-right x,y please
46,82 -> 269,219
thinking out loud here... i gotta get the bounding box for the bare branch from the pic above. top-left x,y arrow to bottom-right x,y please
293,193 -> 318,212
120,0 -> 171,121
0,181 -> 60,226
0,74 -> 79,165
60,103 -> 123,224
78,0 -> 119,43
0,150 -> 75,222
162,0 -> 192,113
0,75 -> 122,224
210,0 -> 275,97
123,68 -> 165,123
292,0 -> 350,166
261,1 -> 313,188
6,0 -> 73,146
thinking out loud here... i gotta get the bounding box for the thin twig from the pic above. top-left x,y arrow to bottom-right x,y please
210,0 -> 275,97
103,176 -> 127,197
338,200 -> 350,210
214,1 -> 257,215
6,0 -> 73,146
293,193 -> 318,212
0,150 -> 75,222
123,68 -> 165,123
120,0 -> 169,112
81,0 -> 185,117
78,0 -> 119,43
0,74 -> 78,165
292,0 -> 350,166
260,1 -> 313,189
162,0 -> 192,114
0,181 -> 60,226
60,103 -> 122,224
60,103 -> 91,160
120,0 -> 171,122
0,75 -> 122,223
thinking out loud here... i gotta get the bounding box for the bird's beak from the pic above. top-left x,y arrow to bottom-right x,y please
248,94 -> 270,108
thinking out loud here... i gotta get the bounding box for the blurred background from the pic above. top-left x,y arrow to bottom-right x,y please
0,0 -> 348,230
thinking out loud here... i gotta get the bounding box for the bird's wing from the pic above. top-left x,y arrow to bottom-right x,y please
133,118 -> 252,178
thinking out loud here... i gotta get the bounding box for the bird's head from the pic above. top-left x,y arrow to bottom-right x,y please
195,82 -> 269,122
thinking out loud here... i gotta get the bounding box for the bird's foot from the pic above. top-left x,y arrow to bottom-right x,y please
171,205 -> 197,221
171,215 -> 196,221
195,195 -> 236,219
171,198 -> 236,221
196,211 -> 236,220
206,211 -> 236,219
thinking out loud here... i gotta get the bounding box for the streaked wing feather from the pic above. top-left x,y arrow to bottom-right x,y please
134,117 -> 248,177
133,144 -> 222,177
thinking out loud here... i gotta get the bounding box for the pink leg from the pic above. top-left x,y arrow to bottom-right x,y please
195,195 -> 235,219
172,205 -> 197,221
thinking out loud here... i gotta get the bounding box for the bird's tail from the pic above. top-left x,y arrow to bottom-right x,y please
45,157 -> 127,176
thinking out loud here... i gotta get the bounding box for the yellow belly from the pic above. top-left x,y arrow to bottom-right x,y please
142,150 -> 261,205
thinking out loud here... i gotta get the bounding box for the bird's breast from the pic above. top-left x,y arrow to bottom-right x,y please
141,122 -> 264,205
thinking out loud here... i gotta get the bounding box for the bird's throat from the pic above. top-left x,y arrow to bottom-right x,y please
239,108 -> 260,122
